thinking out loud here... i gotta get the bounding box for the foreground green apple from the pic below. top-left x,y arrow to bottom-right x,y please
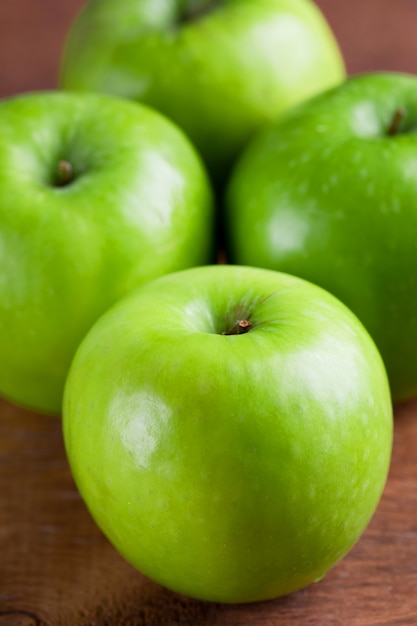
226,72 -> 417,402
63,265 -> 392,603
59,0 -> 345,183
0,91 -> 213,414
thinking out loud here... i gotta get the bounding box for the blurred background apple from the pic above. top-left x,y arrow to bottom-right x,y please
2,0 -> 417,99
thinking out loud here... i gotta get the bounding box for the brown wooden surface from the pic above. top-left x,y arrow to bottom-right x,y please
1,1 -> 417,624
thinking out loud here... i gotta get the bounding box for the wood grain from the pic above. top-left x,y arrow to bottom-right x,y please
1,1 -> 417,624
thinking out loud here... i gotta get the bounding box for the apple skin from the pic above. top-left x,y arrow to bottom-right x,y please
225,72 -> 417,402
59,0 -> 345,184
0,91 -> 213,415
63,264 -> 392,603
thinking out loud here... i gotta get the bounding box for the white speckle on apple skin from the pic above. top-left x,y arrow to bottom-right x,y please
391,197 -> 401,213
298,182 -> 309,195
367,182 -> 375,197
320,146 -> 335,159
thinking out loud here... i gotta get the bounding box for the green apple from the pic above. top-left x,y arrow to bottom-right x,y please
63,264 -> 392,603
59,0 -> 345,184
225,72 -> 417,402
0,90 -> 213,415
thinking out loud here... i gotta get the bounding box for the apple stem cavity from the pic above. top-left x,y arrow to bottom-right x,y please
55,160 -> 75,187
180,0 -> 219,24
224,319 -> 253,336
388,107 -> 406,136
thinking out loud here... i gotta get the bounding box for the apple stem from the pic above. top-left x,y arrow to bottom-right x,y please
56,160 -> 74,187
388,108 -> 406,136
224,319 -> 253,336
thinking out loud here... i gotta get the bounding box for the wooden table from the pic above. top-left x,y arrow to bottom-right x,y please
1,2 -> 417,624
